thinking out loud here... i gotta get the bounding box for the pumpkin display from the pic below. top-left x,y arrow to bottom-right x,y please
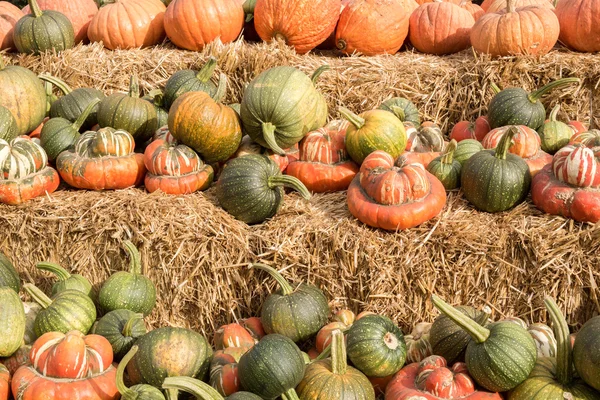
462,128 -> 531,212
0,252 -> 19,292
116,346 -> 166,400
215,154 -> 311,224
0,287 -> 25,357
0,2 -> 23,50
347,150 -> 446,230
36,262 -> 94,298
0,105 -> 18,141
13,0 -> 74,54
335,0 -> 410,56
0,137 -> 60,205
378,97 -> 421,128
98,241 -> 157,316
162,57 -> 222,110
427,140 -> 462,190
286,120 -> 359,193
485,0 -> 553,12
573,316 -> 600,391
164,0 -> 244,51
537,105 -> 573,154
163,376 -> 262,400
93,309 -> 146,361
88,0 -> 166,49
405,322 -> 433,364
22,0 -> 97,43
450,116 -> 491,142
431,295 -> 536,392
56,128 -> 146,190
453,139 -> 484,166
240,65 -> 328,155
555,0 -> 600,53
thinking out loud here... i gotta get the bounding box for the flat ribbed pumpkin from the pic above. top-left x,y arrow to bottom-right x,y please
555,0 -> 600,53
0,2 -> 23,50
22,0 -> 98,43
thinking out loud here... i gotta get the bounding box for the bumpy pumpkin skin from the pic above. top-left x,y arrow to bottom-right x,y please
555,0 -> 600,52
0,2 -> 23,50
22,0 -> 97,43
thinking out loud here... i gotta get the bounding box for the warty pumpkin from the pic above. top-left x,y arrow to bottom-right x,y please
450,116 -> 490,142
162,56 -> 223,110
36,261 -> 94,299
0,104 -> 18,141
22,0 -> 97,43
116,346 -> 166,400
555,0 -> 600,53
0,2 -> 23,50
13,0 -> 74,54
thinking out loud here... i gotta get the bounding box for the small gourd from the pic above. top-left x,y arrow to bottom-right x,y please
427,139 -> 462,190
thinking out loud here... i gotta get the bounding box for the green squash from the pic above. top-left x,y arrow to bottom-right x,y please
24,284 -> 96,336
40,98 -> 101,161
252,263 -> 329,343
97,75 -> 158,143
461,127 -> 531,212
163,376 -> 262,400
340,107 -> 407,164
378,97 -> 421,127
93,309 -> 147,361
215,154 -> 311,224
573,316 -> 600,391
0,105 -> 18,141
488,78 -> 580,130
509,297 -> 599,400
13,0 -> 75,55
453,139 -> 484,166
0,252 -> 20,293
240,65 -> 328,155
537,104 -> 573,154
142,89 -> 169,130
117,345 -> 166,400
0,287 -> 26,357
127,327 -> 213,388
238,334 -> 305,400
163,57 -> 223,110
432,294 -> 537,392
427,139 -> 462,190
98,241 -> 157,316
35,261 -> 94,298
44,80 -> 57,117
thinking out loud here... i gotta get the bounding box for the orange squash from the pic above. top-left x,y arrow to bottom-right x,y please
555,0 -> 600,53
450,116 -> 490,142
484,0 -> 553,12
0,2 -> 23,50
22,0 -> 98,43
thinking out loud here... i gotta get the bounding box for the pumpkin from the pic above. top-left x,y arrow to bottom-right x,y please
396,151 -> 442,169
240,317 -> 265,342
461,127 -> 531,212
162,57 -> 223,110
315,322 -> 348,354
56,128 -> 146,190
501,318 -> 558,358
240,65 -> 328,155
405,322 -> 433,364
13,0 -> 74,54
568,121 -> 588,136
22,0 -> 97,43
410,122 -> 445,153
431,295 -> 536,392
228,135 -> 295,173
168,90 -> 242,164
459,0 -> 484,20
97,75 -> 158,143
0,2 -> 22,50
570,129 -> 600,147
254,0 -> 341,54
141,90 -> 168,131
88,0 -> 166,49
537,105 -> 573,154
552,144 -> 600,188
93,309 -> 146,361
0,252 -> 19,292
209,348 -> 244,396
409,1 -> 475,55
0,287 -> 25,357
0,364 -> 7,400
347,150 -> 446,230
35,262 -> 94,299
24,284 -> 96,336
286,120 -> 359,193
0,137 -> 60,205
555,0 -> 600,53
378,97 -> 421,128
252,263 -> 329,343
163,376 -> 262,400
453,139 -> 484,167
238,334 -> 305,399
485,0 -> 553,12
1,345 -> 30,375
98,241 -> 157,316
450,116 -> 490,142
0,105 -> 18,141
116,346 -> 166,400
164,0 -> 244,51
427,139 -> 462,190
215,154 -> 311,224
214,323 -> 256,351
335,0 -> 410,56
341,107 -> 407,164
573,315 -> 600,391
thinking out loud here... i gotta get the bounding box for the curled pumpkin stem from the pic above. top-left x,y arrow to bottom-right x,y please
311,65 -> 330,84
268,175 -> 311,200
196,56 -> 218,83
213,73 -> 228,103
261,122 -> 286,155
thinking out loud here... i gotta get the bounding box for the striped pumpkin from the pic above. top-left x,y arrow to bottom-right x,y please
570,129 -> 600,148
552,145 -> 600,188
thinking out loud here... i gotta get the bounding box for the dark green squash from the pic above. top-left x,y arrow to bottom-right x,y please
163,376 -> 262,400
117,345 -> 166,400
0,105 -> 18,141
24,284 -> 96,336
98,241 -> 157,316
461,127 -> 531,212
378,97 -> 421,127
13,0 -> 75,55
427,139 -> 461,190
240,65 -> 328,155
215,154 -> 311,224
346,314 -> 406,378
97,75 -> 158,143
488,78 -> 580,130
0,287 -> 26,357
252,263 -> 329,343
432,294 -> 537,392
0,252 -> 20,293
163,57 -> 223,110
537,104 -> 573,154
40,98 -> 101,161
142,89 -> 169,129
92,309 -> 147,361
238,334 -> 305,400
573,316 -> 600,391
453,139 -> 484,166
35,261 -> 94,298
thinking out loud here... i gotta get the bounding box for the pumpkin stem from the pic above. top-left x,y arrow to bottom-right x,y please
311,65 -> 330,85
506,0 -> 516,13
282,389 -> 301,400
390,106 -> 406,122
336,39 -> 347,51
36,262 -> 72,281
330,329 -> 348,375
213,73 -> 228,104
338,107 -> 365,130
38,75 -> 73,95
195,57 -> 218,83
123,240 -> 142,275
490,82 -> 501,94
23,283 -> 52,309
165,389 -> 179,400
72,98 -> 101,131
549,104 -> 561,122
544,297 -> 572,386
494,127 -> 516,161
431,295 -> 490,344
251,263 -> 295,296
268,175 -> 311,200
261,122 -> 286,155
28,0 -> 43,18
528,78 -> 580,103
146,89 -> 165,107
441,139 -> 457,164
128,76 -> 140,99
122,313 -> 144,337
116,345 -> 137,397
163,376 -> 224,399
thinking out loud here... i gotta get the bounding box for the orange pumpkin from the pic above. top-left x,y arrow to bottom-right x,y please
555,0 -> 600,52
88,0 -> 166,50
409,1 -> 475,55
470,0 -> 559,56
568,121 -> 588,136
209,348 -> 246,396
213,323 -> 256,351
22,0 -> 97,43
0,364 -> 8,400
254,0 -> 341,54
164,0 -> 244,51
396,151 -> 443,168
450,116 -> 491,142
459,0 -> 484,20
484,0 -> 553,12
0,2 -> 23,50
570,129 -> 600,147
347,150 -> 447,231
335,0 -> 410,56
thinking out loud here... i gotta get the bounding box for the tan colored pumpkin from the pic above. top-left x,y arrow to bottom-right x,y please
481,0 -> 552,10
484,0 -> 553,12
0,2 -> 23,50
555,0 -> 600,53
22,0 -> 98,43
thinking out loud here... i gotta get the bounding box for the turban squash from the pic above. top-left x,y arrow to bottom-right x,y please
347,150 -> 446,230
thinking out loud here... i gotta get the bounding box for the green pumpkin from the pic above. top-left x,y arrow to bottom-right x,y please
25,284 -> 96,336
240,65 -> 328,155
432,295 -> 537,392
453,139 -> 484,166
537,104 -> 573,154
163,57 -> 222,110
238,334 -> 305,400
378,97 -> 421,127
429,305 -> 489,365
0,105 -> 18,141
35,261 -> 94,298
0,252 -> 20,292
573,316 -> 600,391
142,89 -> 169,130
128,327 -> 213,388
488,78 -> 580,130
252,263 -> 329,343
427,139 -> 461,190
117,346 -> 166,400
97,75 -> 158,143
98,241 -> 157,316
461,127 -> 531,212
163,376 -> 262,400
13,0 -> 75,55
40,74 -> 106,131
0,287 -> 26,357
340,107 -> 407,164
509,297 -> 599,400
93,309 -> 146,361
215,154 -> 311,224
40,98 -> 101,161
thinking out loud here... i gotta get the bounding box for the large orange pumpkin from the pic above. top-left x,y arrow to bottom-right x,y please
0,2 -> 23,50
484,0 -> 553,12
164,0 -> 244,51
254,0 -> 341,54
22,0 -> 98,43
555,0 -> 600,53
